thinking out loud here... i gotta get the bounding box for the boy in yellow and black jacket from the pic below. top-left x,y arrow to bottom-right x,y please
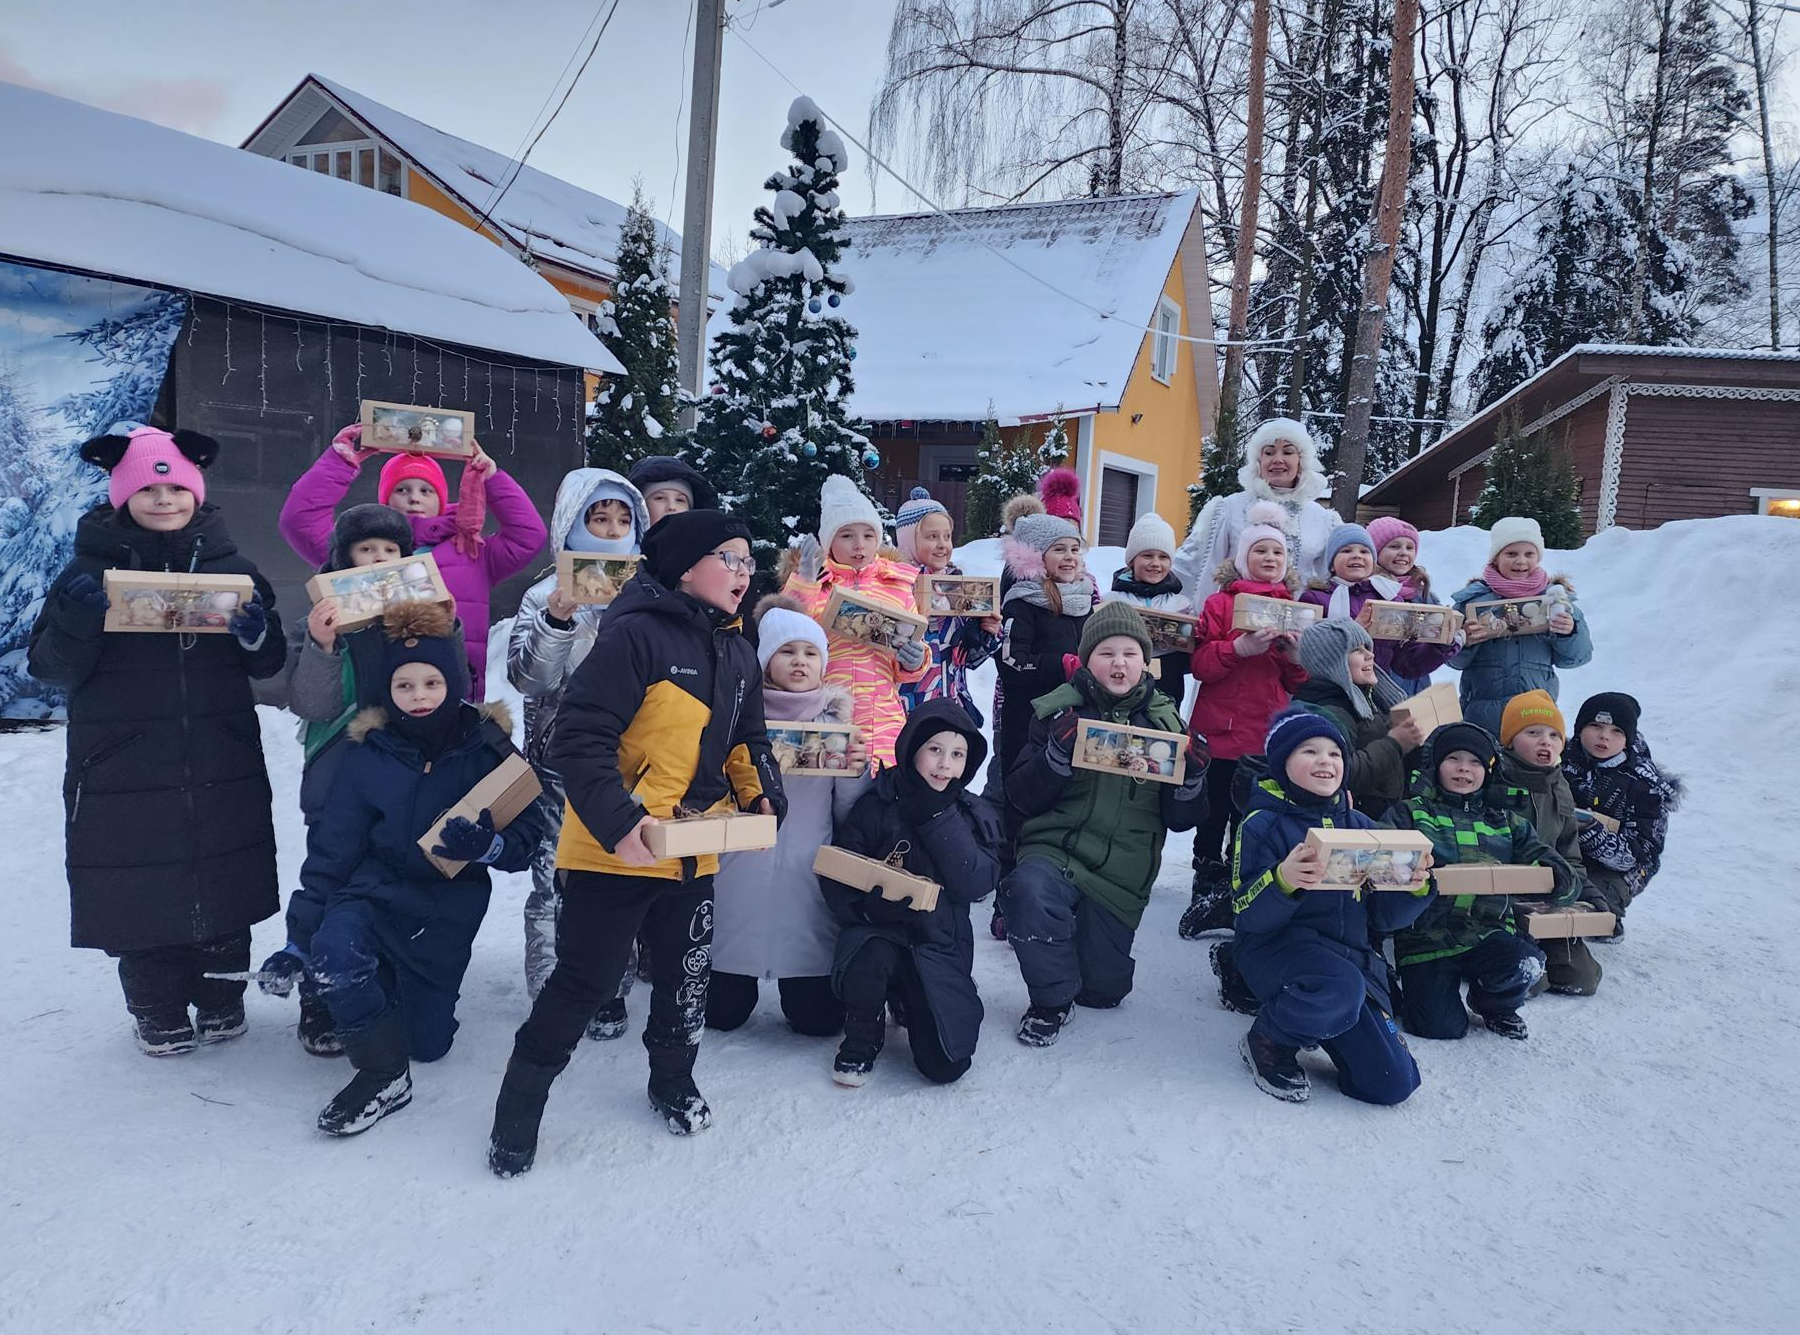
488,510 -> 785,1177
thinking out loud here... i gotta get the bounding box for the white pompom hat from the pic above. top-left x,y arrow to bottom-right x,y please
1486,516 -> 1545,563
817,474 -> 884,549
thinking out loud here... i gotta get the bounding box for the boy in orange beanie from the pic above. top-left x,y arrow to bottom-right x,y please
1496,690 -> 1602,995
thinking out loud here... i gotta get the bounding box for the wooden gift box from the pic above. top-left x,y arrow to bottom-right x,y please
822,588 -> 929,658
359,399 -> 476,458
103,570 -> 254,634
306,551 -> 451,633
1524,902 -> 1618,940
1433,865 -> 1556,897
1464,596 -> 1564,638
1391,681 -> 1462,736
1071,719 -> 1187,786
813,845 -> 941,912
1303,828 -> 1435,891
556,552 -> 641,608
1134,607 -> 1200,654
419,752 -> 544,877
1356,600 -> 1463,645
1578,808 -> 1622,834
915,573 -> 1000,618
767,721 -> 859,777
641,811 -> 778,860
1230,593 -> 1321,635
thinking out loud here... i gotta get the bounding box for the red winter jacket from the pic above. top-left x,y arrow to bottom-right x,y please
1188,579 -> 1308,760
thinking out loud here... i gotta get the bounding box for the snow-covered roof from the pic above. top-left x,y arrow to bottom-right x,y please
0,81 -> 620,372
256,75 -> 725,302
826,191 -> 1201,422
1562,343 -> 1800,362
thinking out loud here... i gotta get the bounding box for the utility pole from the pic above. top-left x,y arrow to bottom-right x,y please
676,0 -> 726,432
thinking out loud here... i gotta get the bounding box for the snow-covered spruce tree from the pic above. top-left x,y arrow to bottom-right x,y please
964,405 -> 1008,539
1472,164 -> 1693,408
1036,411 -> 1070,470
1468,410 -> 1584,549
691,97 -> 872,577
585,185 -> 679,473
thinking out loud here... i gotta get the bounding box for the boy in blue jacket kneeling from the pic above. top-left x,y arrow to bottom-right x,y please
1232,709 -> 1435,1105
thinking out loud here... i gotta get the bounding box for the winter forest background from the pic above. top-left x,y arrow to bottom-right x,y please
866,0 -> 1800,483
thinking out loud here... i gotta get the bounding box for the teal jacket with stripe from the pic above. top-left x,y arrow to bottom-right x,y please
1392,774 -> 1579,967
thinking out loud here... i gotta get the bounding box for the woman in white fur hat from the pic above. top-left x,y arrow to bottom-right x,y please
1173,418 -> 1340,603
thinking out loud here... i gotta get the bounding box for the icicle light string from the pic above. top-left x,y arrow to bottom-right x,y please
221,307 -> 233,382
510,366 -> 519,451
724,21 -> 1300,353
258,312 -> 268,416
293,318 -> 304,373
410,337 -> 422,403
325,326 -> 334,404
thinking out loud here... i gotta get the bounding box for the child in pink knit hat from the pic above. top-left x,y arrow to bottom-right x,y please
1365,514 -> 1450,696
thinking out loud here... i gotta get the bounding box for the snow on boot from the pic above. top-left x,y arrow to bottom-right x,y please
488,1052 -> 565,1180
317,1007 -> 412,1137
1482,1010 -> 1529,1041
1210,941 -> 1261,1016
194,1001 -> 247,1046
989,905 -> 1008,941
1016,1004 -> 1073,1048
648,1077 -> 713,1135
133,1012 -> 198,1058
1179,861 -> 1235,940
586,997 -> 628,1042
833,1009 -> 885,1086
297,989 -> 343,1057
1241,1026 -> 1309,1103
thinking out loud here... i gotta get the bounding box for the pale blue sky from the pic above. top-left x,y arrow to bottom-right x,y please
1,0 -> 904,258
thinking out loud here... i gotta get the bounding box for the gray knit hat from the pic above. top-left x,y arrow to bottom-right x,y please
1011,512 -> 1080,553
1296,618 -> 1379,720
1079,598 -> 1153,662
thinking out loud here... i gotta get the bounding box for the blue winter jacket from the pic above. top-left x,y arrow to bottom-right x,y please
287,701 -> 549,952
1447,576 -> 1592,735
1231,776 -> 1435,1013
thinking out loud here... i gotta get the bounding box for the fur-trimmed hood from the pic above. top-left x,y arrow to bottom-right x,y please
1238,417 -> 1332,506
1214,556 -> 1299,596
348,699 -> 513,744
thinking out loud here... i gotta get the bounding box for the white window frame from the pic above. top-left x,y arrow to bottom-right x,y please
1150,296 -> 1181,385
1098,450 -> 1159,528
286,138 -> 406,197
1751,486 -> 1800,517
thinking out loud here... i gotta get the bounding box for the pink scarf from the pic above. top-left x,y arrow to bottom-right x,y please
763,684 -> 829,722
1481,563 -> 1549,599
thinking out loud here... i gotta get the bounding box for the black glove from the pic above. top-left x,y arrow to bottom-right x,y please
1045,708 -> 1081,775
432,808 -> 504,864
62,572 -> 108,619
257,947 -> 307,998
859,887 -> 915,925
1186,732 -> 1211,776
229,593 -> 267,649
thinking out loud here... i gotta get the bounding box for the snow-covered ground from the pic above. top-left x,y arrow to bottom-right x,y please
2,516 -> 1796,1334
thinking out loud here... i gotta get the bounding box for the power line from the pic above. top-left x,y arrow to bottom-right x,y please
721,19 -> 1299,352
470,0 -> 622,242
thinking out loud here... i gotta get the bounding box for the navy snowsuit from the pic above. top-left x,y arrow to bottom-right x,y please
294,702 -> 548,1059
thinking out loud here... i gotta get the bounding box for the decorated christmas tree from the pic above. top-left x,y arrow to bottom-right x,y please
690,96 -> 875,575
1468,410 -> 1584,549
585,185 -> 680,474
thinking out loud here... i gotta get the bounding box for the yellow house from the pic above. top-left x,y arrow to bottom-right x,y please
833,191 -> 1219,546
241,74 -> 721,396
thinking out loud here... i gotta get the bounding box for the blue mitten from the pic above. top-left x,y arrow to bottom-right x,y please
433,808 -> 504,864
230,593 -> 267,649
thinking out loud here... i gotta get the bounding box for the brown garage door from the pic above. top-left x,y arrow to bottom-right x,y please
1097,467 -> 1139,547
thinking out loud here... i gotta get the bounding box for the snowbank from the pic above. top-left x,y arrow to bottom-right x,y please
1,516 -> 1795,1333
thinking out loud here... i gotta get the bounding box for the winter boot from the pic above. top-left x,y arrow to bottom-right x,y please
194,1000 -> 247,1046
1481,1010 -> 1529,1041
1178,859 -> 1234,939
133,1012 -> 198,1058
832,1008 -> 886,1087
1210,941 -> 1261,1016
297,985 -> 344,1057
317,1006 -> 412,1137
1016,1003 -> 1073,1048
1074,990 -> 1121,1010
989,905 -> 1008,941
488,1050 -> 569,1179
648,1076 -> 714,1135
1241,1024 -> 1310,1102
586,997 -> 629,1042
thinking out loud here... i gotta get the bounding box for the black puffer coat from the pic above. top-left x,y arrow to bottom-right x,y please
28,505 -> 285,952
820,701 -> 1001,1062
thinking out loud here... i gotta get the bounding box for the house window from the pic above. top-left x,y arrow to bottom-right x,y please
1751,486 -> 1800,518
1151,296 -> 1181,384
285,110 -> 404,197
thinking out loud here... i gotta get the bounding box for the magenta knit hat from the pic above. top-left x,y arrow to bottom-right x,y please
95,425 -> 208,509
1366,515 -> 1419,556
378,451 -> 449,507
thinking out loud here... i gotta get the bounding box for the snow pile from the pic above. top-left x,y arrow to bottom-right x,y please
0,81 -> 618,373
0,515 -> 1795,1333
831,191 -> 1200,422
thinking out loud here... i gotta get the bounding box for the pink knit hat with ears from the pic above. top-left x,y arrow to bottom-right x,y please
82,424 -> 209,509
1366,515 -> 1419,556
1232,501 -> 1289,577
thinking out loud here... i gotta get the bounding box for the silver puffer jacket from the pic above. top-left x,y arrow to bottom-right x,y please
507,467 -> 649,767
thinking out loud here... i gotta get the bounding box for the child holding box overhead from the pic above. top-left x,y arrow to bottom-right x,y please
1393,723 -> 1576,1042
488,511 -> 786,1178
1231,710 -> 1435,1105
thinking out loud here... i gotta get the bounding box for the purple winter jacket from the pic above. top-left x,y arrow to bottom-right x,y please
278,448 -> 547,698
1298,579 -> 1460,683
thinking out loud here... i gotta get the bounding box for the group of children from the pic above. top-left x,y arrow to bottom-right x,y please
29,418 -> 1680,1173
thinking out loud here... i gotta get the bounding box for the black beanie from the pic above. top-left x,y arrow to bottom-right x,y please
642,509 -> 752,589
1426,721 -> 1499,776
1575,692 -> 1640,748
327,503 -> 414,572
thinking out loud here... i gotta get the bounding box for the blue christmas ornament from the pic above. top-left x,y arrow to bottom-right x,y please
802,441 -> 818,458
827,292 -> 842,308
807,297 -> 822,314
848,346 -> 858,360
861,447 -> 881,469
